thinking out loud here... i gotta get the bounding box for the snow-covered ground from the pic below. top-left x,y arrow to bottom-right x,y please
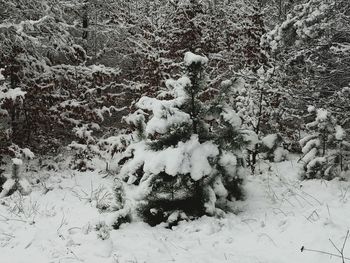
1,160 -> 350,263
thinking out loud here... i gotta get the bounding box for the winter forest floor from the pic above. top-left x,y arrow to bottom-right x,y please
1,159 -> 350,263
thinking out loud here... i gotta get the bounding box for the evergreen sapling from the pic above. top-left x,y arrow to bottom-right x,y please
114,52 -> 257,226
299,107 -> 350,179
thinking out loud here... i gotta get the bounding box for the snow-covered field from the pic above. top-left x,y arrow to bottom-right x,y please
1,160 -> 350,263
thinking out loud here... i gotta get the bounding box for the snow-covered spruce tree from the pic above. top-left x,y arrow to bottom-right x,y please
114,52 -> 255,227
69,124 -> 100,172
299,107 -> 350,180
227,66 -> 290,171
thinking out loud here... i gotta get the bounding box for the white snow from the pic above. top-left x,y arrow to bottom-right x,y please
119,135 -> 219,181
19,178 -> 32,195
302,147 -> 318,164
142,101 -> 191,135
3,160 -> 350,263
0,178 -> 16,198
184,52 -> 208,66
316,108 -> 328,122
273,147 -> 289,162
299,134 -> 318,147
123,109 -> 146,128
220,79 -> 232,88
242,130 -> 259,151
302,138 -> 320,154
73,125 -> 95,142
136,76 -> 191,136
335,125 -> 346,141
21,148 -> 35,159
262,134 -> 278,149
307,105 -> 315,112
212,176 -> 228,198
0,88 -> 26,101
219,151 -> 238,176
221,108 -> 242,129
166,76 -> 191,95
12,158 -> 23,166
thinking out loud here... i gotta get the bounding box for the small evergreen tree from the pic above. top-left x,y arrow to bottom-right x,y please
69,124 -> 99,171
114,52 -> 256,226
299,107 -> 350,179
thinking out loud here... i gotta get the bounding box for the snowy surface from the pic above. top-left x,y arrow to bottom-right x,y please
2,160 -> 350,263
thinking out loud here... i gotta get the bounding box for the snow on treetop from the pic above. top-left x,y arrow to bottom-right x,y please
184,52 -> 208,66
12,158 -> 23,166
316,108 -> 328,121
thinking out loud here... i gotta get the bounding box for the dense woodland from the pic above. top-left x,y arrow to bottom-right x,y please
0,0 -> 350,226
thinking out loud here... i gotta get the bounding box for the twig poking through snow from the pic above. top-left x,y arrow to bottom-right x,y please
301,230 -> 350,262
